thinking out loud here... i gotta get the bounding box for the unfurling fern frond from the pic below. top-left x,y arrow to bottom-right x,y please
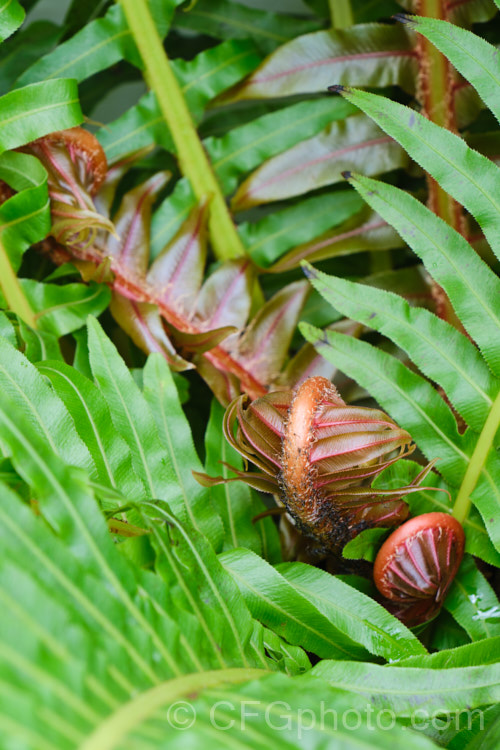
302,12 -> 500,639
2,2 -> 500,748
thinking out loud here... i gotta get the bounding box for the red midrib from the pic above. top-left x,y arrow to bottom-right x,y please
120,176 -> 165,261
209,261 -> 249,328
251,49 -> 415,85
243,136 -> 393,200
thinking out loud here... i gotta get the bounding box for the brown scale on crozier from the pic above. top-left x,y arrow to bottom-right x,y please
280,376 -> 351,551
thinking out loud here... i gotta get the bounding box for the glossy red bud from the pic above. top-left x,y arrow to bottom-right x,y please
373,512 -> 465,626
